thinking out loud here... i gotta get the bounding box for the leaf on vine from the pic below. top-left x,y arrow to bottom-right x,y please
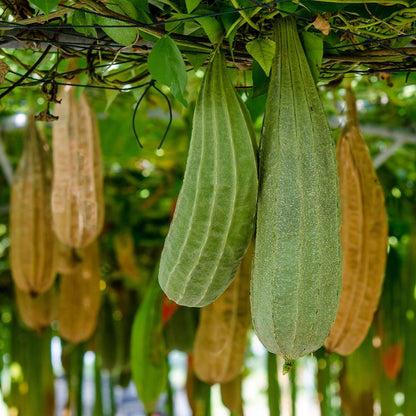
301,32 -> 323,83
186,0 -> 202,13
72,10 -> 97,37
252,60 -> 269,98
148,36 -> 188,106
278,1 -> 298,15
105,89 -> 120,113
186,53 -> 209,70
131,0 -> 150,13
95,0 -> 143,46
195,14 -> 223,43
246,39 -> 275,76
31,0 -> 60,15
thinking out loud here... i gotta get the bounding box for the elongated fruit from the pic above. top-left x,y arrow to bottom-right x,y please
193,242 -> 252,384
220,375 -> 244,415
16,285 -> 55,331
52,69 -> 104,248
131,274 -> 167,413
251,16 -> 342,371
325,87 -> 388,355
10,116 -> 56,295
58,242 -> 101,344
158,51 -> 258,307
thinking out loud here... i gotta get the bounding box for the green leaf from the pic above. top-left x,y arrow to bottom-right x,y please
278,1 -> 298,15
252,60 -> 269,98
195,13 -> 223,43
186,52 -> 209,70
246,39 -> 276,76
300,1 -> 347,13
95,0 -> 142,46
244,92 -> 266,126
105,89 -> 120,113
72,10 -> 97,37
186,0 -> 202,13
31,0 -> 60,15
131,0 -> 150,13
148,35 -> 188,106
301,32 -> 323,83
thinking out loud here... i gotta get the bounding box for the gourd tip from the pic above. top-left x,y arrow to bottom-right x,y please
283,359 -> 295,375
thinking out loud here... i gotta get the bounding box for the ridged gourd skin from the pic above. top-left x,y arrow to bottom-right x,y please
58,242 -> 101,344
52,75 -> 104,248
131,276 -> 167,414
325,88 -> 388,356
193,242 -> 252,384
16,286 -> 55,331
158,52 -> 258,307
10,116 -> 56,295
251,16 -> 342,371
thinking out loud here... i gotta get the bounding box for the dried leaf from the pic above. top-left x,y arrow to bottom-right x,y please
312,15 -> 330,36
0,60 -> 10,84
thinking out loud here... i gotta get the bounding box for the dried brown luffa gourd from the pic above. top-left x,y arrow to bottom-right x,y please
10,116 -> 56,295
193,242 -> 252,384
16,285 -> 56,331
52,63 -> 104,248
58,242 -> 101,344
325,87 -> 388,355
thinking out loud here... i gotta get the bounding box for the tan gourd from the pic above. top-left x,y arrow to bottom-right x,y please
10,116 -> 56,295
58,242 -> 101,344
193,243 -> 252,384
52,63 -> 104,248
15,285 -> 56,331
325,87 -> 388,355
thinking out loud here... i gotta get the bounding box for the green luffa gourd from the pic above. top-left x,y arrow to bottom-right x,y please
158,51 -> 258,307
251,16 -> 342,372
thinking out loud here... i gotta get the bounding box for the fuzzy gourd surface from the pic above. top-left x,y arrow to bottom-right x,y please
251,16 -> 342,369
158,52 -> 258,307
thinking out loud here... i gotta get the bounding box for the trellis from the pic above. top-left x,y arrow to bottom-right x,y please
1,0 -> 416,98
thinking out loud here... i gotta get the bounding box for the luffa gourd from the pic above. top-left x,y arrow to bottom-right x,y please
251,16 -> 342,372
158,52 -> 258,307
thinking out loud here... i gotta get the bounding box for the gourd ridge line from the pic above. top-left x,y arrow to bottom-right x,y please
159,51 -> 257,307
190,57 -> 239,306
162,77 -> 207,296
